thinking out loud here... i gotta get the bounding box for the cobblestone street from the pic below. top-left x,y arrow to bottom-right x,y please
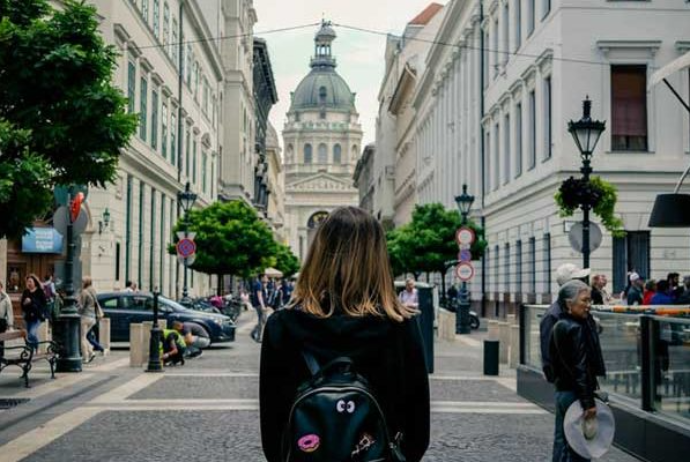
0,313 -> 641,461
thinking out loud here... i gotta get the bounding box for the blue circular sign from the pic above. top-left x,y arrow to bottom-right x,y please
176,238 -> 196,258
459,249 -> 472,262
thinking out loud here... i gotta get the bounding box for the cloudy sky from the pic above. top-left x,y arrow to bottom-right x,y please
252,0 -> 447,148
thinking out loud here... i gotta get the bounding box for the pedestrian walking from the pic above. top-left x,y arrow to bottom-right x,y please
650,279 -> 674,305
675,276 -> 690,305
259,206 -> 429,462
0,281 -> 14,358
78,276 -> 102,363
250,274 -> 268,343
642,280 -> 657,306
626,272 -> 644,305
540,263 -> 590,383
21,274 -> 47,352
399,277 -> 419,310
549,280 -> 607,462
590,274 -> 611,305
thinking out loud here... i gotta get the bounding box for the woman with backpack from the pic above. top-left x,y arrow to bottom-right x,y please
21,274 -> 47,352
260,206 -> 430,462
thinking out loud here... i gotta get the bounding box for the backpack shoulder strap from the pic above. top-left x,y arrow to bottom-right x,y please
302,350 -> 320,376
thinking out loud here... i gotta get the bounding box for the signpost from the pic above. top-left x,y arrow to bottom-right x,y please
455,261 -> 475,281
176,233 -> 197,298
455,225 -> 476,334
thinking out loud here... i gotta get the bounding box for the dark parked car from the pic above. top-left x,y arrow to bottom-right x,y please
97,292 -> 235,344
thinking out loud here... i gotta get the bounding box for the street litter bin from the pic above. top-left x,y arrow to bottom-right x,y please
396,282 -> 435,374
484,339 -> 499,376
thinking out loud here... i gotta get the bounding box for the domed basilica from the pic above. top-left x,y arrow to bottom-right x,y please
282,21 -> 362,260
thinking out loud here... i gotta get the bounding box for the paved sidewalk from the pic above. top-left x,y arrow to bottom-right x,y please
0,312 -> 641,462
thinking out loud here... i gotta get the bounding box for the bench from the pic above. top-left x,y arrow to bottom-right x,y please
0,330 -> 59,387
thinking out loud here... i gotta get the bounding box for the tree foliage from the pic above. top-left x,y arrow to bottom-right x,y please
0,0 -> 137,237
170,201 -> 278,279
387,203 -> 488,278
274,243 -> 300,278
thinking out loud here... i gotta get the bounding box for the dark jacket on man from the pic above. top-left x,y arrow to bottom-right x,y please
259,308 -> 430,462
540,301 -> 606,383
549,314 -> 603,410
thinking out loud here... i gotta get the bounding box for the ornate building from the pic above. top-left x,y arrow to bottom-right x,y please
282,22 -> 362,260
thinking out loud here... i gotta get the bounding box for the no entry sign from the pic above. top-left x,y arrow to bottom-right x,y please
455,261 -> 475,282
455,226 -> 476,246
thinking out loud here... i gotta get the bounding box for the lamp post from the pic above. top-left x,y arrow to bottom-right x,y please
454,184 -> 475,335
56,187 -> 83,373
177,182 -> 197,299
567,97 -> 606,270
146,289 -> 163,373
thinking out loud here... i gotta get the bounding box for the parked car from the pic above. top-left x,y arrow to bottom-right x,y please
96,292 -> 235,344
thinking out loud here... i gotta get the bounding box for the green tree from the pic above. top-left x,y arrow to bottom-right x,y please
170,201 -> 278,291
387,203 -> 487,295
274,243 -> 300,279
0,0 -> 137,237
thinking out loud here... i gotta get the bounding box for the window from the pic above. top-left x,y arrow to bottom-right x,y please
212,94 -> 217,127
611,65 -> 648,151
318,143 -> 328,164
528,90 -> 536,169
515,103 -> 522,177
502,3 -> 510,65
613,231 -> 650,293
319,86 -> 327,102
492,19 -> 499,79
529,237 -> 536,293
186,45 -> 192,85
149,188 -> 156,291
485,131 -> 491,191
192,138 -> 198,183
152,0 -> 159,37
543,233 -> 551,292
151,89 -> 158,150
202,76 -> 209,115
170,112 -> 177,166
141,0 -> 149,22
514,0 -> 522,51
172,17 -> 178,66
504,243 -> 511,291
193,61 -> 199,98
483,31 -> 489,87
544,76 -> 552,159
493,123 -> 500,190
139,77 -> 148,141
161,102 -> 168,159
138,181 -> 144,288
125,175 -> 133,283
516,239 -> 523,292
333,144 -> 342,164
127,60 -> 136,113
528,0 -> 535,36
503,113 -> 511,184
494,245 -> 500,293
542,0 -> 551,20
185,127 -> 191,177
304,144 -> 313,164
163,3 -> 170,49
115,242 -> 121,282
202,150 -> 208,194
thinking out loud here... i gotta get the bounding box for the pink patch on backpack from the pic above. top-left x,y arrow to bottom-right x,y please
297,434 -> 320,453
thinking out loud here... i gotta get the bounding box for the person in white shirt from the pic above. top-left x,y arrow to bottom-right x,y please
399,278 -> 419,310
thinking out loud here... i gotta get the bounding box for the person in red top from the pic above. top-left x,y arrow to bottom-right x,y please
642,279 -> 656,306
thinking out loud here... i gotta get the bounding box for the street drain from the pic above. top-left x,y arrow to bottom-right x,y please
0,398 -> 30,410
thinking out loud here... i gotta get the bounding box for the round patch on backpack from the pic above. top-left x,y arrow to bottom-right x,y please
297,434 -> 320,453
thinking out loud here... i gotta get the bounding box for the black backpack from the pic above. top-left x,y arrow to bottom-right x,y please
281,352 -> 406,462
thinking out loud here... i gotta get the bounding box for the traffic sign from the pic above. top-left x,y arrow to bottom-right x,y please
455,261 -> 475,282
455,226 -> 476,246
53,205 -> 88,235
176,238 -> 197,258
71,192 -> 84,222
458,248 -> 472,262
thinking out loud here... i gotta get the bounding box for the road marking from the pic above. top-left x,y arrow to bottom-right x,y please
89,373 -> 163,403
3,373 -> 95,401
0,407 -> 102,462
163,372 -> 259,377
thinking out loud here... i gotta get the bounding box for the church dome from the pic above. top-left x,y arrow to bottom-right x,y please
290,67 -> 355,112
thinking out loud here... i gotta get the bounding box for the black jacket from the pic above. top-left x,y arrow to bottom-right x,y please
259,308 -> 430,462
21,288 -> 46,323
549,314 -> 602,410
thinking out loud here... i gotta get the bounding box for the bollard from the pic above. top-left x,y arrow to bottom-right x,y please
484,340 -> 500,376
488,320 -> 500,340
129,324 -> 145,367
498,321 -> 510,363
509,325 -> 520,368
506,314 -> 516,326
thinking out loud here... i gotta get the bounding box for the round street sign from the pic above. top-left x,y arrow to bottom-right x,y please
568,222 -> 603,253
455,226 -> 476,246
176,238 -> 197,258
458,248 -> 472,262
455,261 -> 475,282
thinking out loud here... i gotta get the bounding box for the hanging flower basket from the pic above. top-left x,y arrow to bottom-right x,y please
555,176 -> 625,237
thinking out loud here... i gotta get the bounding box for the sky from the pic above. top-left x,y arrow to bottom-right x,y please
252,0 -> 447,149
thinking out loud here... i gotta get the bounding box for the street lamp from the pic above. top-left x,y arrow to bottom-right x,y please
567,97 -> 606,270
177,182 -> 197,299
454,183 -> 475,335
146,289 -> 163,373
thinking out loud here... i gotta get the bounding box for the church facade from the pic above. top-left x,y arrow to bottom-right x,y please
282,22 -> 362,261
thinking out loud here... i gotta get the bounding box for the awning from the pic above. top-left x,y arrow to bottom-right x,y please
648,51 -> 690,89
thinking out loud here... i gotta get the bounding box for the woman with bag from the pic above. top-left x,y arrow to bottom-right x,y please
259,207 -> 430,462
21,274 -> 47,352
549,280 -> 608,461
78,276 -> 101,363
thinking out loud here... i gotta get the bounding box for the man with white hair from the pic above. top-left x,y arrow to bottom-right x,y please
539,263 -> 591,383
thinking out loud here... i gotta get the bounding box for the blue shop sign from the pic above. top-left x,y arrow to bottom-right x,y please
22,227 -> 64,254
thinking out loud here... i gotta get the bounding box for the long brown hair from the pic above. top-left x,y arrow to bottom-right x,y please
290,206 -> 412,321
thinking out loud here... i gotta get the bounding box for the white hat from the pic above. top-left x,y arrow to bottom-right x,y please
629,272 -> 640,283
556,263 -> 591,286
564,399 -> 616,460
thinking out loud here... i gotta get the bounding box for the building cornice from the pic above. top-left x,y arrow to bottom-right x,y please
596,40 -> 662,58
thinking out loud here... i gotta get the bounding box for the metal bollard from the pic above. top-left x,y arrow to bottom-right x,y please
484,339 -> 500,376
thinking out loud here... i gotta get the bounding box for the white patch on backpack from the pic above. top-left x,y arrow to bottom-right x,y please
351,433 -> 376,457
336,399 -> 356,414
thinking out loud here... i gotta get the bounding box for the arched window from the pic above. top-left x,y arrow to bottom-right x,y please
304,143 -> 312,164
319,86 -> 327,102
318,143 -> 328,164
333,144 -> 342,164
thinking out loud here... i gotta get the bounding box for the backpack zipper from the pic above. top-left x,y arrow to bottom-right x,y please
285,386 -> 396,462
